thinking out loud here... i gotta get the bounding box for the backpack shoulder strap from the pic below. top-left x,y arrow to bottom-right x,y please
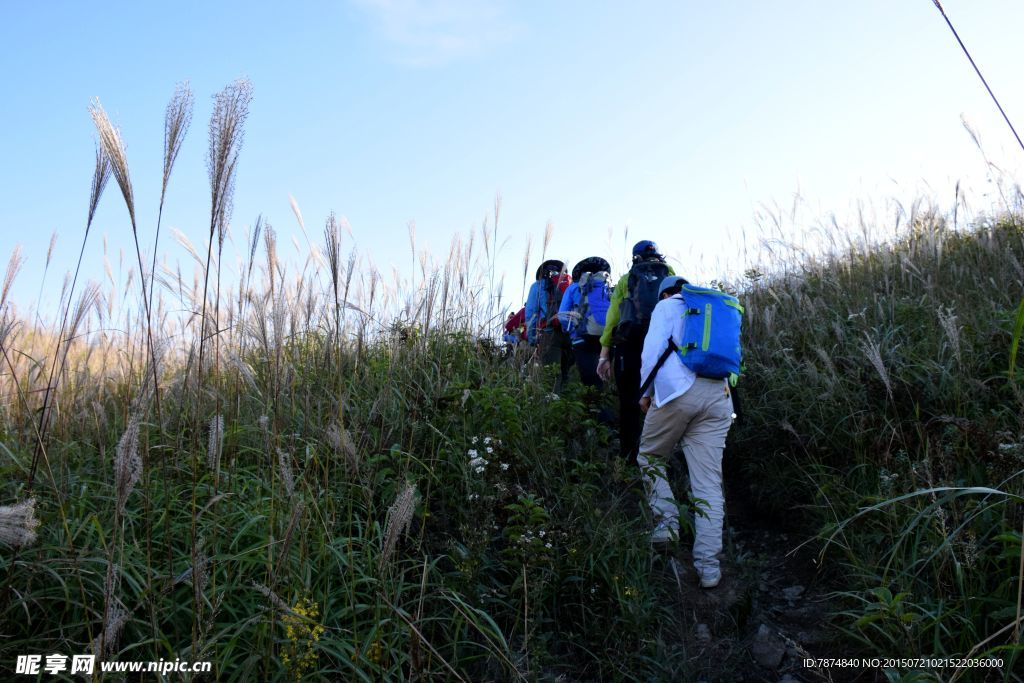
639,338 -> 678,397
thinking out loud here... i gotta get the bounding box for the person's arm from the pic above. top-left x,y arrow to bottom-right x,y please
557,283 -> 578,332
599,273 -> 628,349
524,282 -> 540,345
596,274 -> 627,379
639,298 -> 674,399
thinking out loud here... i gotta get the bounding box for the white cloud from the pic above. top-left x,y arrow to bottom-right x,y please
355,0 -> 523,66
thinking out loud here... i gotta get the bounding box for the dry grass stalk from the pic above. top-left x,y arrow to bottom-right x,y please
0,313 -> 17,353
114,415 -> 141,516
289,193 -> 305,233
93,602 -> 128,659
208,78 -> 253,237
162,82 -> 194,198
860,335 -> 893,399
542,221 -> 553,260
937,306 -> 962,365
275,501 -> 305,576
521,234 -> 532,300
89,99 -> 135,228
380,482 -> 417,569
326,422 -> 360,476
1,245 -> 24,310
277,448 -> 295,497
87,142 -> 112,230
152,82 -> 194,317
324,213 -> 342,320
0,498 -> 40,547
252,582 -> 291,613
207,414 -> 224,472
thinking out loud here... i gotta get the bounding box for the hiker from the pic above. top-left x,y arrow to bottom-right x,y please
525,259 -> 573,387
596,241 -> 675,461
558,257 -> 612,388
636,275 -> 742,589
503,307 -> 527,346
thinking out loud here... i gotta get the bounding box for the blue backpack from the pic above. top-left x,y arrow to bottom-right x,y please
572,271 -> 611,340
674,285 -> 743,380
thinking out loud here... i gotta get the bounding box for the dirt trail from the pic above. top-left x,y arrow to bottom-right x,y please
659,491 -> 867,682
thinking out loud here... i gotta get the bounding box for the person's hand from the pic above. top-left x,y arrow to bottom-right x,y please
597,354 -> 611,381
639,396 -> 651,413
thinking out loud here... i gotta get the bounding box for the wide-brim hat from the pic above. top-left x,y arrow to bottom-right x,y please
571,257 -> 611,282
535,259 -> 565,280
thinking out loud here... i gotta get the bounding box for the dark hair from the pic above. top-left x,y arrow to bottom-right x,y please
660,281 -> 685,298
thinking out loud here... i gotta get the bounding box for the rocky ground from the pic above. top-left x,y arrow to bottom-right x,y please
659,498 -> 873,683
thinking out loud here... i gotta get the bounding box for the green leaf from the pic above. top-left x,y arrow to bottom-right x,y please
1011,297 -> 1024,375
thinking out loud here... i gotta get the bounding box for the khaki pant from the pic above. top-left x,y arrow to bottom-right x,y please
637,377 -> 733,581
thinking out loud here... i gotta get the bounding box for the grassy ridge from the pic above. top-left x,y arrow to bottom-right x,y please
2,81 -> 1024,680
732,211 -> 1024,677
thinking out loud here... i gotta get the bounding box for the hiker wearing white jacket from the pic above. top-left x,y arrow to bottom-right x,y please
637,276 -> 735,589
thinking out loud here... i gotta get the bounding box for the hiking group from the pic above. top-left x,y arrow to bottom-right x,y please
504,241 -> 743,590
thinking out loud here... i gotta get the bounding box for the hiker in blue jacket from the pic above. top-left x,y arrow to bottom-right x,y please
558,257 -> 612,388
525,259 -> 573,387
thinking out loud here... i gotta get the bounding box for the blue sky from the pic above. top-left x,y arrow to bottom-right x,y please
3,1 -> 1024,316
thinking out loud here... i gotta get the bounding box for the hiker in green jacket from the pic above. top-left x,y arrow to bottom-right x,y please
597,240 -> 675,462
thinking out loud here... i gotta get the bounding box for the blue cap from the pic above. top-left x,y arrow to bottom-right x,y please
632,240 -> 661,258
658,275 -> 687,298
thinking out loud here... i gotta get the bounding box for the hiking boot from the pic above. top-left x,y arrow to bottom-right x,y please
650,521 -> 678,546
699,571 -> 721,589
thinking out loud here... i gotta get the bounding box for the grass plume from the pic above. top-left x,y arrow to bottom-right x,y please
0,499 -> 39,548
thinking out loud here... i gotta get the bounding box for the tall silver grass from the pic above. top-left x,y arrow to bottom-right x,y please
277,448 -> 295,497
937,306 -> 962,365
195,78 -> 252,400
860,335 -> 892,399
89,100 -> 135,229
541,221 -> 553,262
151,83 -> 194,317
380,482 -> 417,569
114,415 -> 141,516
90,99 -> 164,420
30,142 -> 111,487
0,498 -> 39,547
1,246 -> 23,311
326,422 -> 360,477
162,83 -> 193,201
208,79 -> 252,240
93,602 -> 128,659
207,414 -> 224,473
88,142 -> 112,230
